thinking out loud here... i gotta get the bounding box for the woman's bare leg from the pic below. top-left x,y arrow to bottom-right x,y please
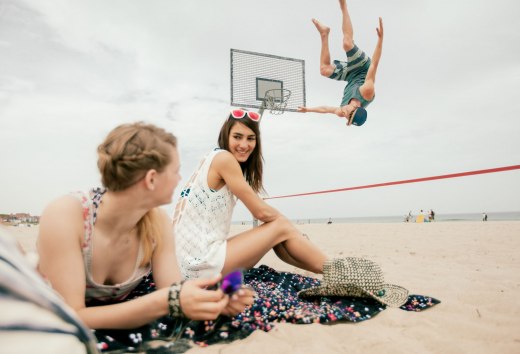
311,19 -> 334,77
222,216 -> 327,275
272,243 -> 308,270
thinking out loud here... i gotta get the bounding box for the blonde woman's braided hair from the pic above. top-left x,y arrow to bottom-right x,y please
97,122 -> 177,266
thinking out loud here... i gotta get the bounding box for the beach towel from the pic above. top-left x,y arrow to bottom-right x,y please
93,265 -> 440,352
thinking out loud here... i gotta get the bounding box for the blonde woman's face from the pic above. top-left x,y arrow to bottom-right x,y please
155,146 -> 181,205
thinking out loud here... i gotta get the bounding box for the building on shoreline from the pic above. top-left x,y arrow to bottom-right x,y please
0,213 -> 40,226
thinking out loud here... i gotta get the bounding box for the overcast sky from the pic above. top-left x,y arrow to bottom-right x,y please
1,0 -> 519,221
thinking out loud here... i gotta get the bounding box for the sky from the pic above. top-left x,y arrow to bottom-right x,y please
1,0 -> 519,221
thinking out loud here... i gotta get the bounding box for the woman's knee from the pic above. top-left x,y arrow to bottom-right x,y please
270,215 -> 294,238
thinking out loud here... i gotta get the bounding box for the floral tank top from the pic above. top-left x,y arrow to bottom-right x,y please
71,187 -> 152,303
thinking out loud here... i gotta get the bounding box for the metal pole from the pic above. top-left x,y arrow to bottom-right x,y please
258,99 -> 266,119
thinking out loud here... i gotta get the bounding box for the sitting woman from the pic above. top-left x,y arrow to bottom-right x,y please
172,111 -> 439,345
37,122 -> 254,350
173,109 -> 329,280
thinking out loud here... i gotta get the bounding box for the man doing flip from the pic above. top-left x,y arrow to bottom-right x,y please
298,0 -> 384,127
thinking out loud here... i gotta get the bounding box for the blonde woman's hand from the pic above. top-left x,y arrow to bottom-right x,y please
179,275 -> 227,320
221,286 -> 256,317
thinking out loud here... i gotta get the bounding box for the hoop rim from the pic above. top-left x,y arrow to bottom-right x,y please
264,88 -> 292,114
264,88 -> 292,99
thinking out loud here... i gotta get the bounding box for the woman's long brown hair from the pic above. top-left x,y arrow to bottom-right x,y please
217,114 -> 264,193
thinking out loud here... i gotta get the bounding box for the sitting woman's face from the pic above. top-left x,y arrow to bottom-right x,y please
228,122 -> 257,163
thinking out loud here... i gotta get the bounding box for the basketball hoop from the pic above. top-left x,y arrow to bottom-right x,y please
264,88 -> 291,115
230,49 -> 305,116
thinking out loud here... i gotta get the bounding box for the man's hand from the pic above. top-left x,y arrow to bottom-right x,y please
376,17 -> 383,41
335,106 -> 348,118
297,106 -> 308,113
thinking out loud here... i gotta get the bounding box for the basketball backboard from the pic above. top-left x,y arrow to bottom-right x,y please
230,49 -> 306,113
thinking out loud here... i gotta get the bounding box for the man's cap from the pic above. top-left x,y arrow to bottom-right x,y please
349,107 -> 368,126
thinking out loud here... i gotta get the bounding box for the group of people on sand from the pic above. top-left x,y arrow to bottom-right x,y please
4,1 -> 403,351
405,209 -> 435,223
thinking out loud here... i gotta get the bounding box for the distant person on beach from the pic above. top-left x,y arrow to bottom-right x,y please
482,212 -> 488,222
416,210 -> 430,223
297,0 -> 383,127
429,209 -> 435,222
173,108 -> 329,280
37,122 -> 253,349
327,217 -> 333,224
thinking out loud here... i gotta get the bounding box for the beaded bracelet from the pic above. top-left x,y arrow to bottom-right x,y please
168,280 -> 186,318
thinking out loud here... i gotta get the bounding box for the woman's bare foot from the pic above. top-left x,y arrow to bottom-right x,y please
311,18 -> 330,36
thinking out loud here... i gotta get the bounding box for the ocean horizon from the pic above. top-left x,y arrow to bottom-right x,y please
232,211 -> 520,225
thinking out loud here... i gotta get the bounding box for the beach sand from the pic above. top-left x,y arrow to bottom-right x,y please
9,221 -> 520,353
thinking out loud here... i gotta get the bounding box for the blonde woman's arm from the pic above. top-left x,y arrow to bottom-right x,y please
38,198 -> 227,329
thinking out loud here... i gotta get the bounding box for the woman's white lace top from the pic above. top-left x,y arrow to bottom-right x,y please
173,149 -> 236,279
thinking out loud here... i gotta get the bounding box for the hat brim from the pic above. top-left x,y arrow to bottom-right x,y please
347,113 -> 354,126
298,283 -> 409,308
349,107 -> 367,126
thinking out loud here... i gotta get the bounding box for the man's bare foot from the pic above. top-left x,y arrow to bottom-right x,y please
312,18 -> 330,36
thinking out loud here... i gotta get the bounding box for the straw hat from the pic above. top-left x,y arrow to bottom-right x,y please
298,257 -> 409,307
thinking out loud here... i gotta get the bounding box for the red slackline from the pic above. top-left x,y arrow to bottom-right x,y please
264,164 -> 520,200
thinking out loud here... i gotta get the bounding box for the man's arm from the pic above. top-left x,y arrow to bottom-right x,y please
298,106 -> 341,115
360,17 -> 383,100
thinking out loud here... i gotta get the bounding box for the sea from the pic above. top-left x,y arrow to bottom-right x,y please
232,211 -> 520,225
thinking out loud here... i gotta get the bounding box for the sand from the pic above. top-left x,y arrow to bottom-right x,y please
8,221 -> 520,353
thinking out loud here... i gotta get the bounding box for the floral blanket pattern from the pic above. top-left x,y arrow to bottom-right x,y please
94,265 -> 440,353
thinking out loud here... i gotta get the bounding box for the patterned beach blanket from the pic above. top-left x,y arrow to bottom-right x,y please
93,265 -> 440,353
